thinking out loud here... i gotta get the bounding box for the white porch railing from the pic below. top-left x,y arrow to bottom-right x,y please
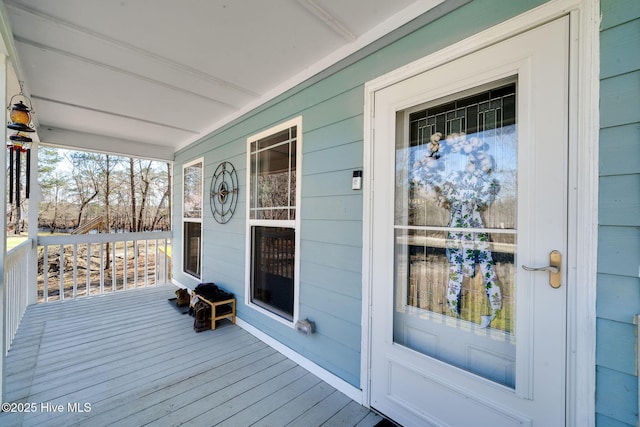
4,238 -> 31,354
38,231 -> 171,303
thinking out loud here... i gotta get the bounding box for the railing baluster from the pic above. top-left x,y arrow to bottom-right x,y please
36,231 -> 171,302
144,240 -> 149,288
123,239 -> 128,290
4,240 -> 33,353
73,243 -> 78,298
112,241 -> 116,292
134,240 -> 139,288
7,267 -> 14,349
59,244 -> 64,301
86,243 -> 91,296
43,245 -> 49,303
163,238 -> 168,283
100,242 -> 105,294
154,239 -> 159,286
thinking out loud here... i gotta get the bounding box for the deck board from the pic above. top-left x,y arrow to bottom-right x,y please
1,284 -> 383,427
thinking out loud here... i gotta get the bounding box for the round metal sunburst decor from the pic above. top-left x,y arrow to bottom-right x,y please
209,161 -> 239,224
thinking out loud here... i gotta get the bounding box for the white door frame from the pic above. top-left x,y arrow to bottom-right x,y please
360,0 -> 599,425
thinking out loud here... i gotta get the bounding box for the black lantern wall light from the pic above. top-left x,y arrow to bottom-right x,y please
6,81 -> 34,204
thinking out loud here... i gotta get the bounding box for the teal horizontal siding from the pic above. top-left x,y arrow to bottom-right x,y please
299,240 -> 362,275
300,333 -> 362,387
596,413 -> 635,427
600,71 -> 640,128
304,116 -> 364,153
300,305 -> 362,354
301,195 -> 363,221
601,0 -> 640,30
597,2 -> 640,426
301,87 -> 364,132
597,226 -> 640,277
596,366 -> 638,426
299,285 -> 361,334
600,123 -> 640,176
299,260 -> 362,300
599,174 -> 640,226
596,318 -> 637,375
201,240 -> 244,273
600,18 -> 640,79
302,171 -> 361,198
303,142 -> 363,176
596,274 -> 640,323
302,219 -> 362,248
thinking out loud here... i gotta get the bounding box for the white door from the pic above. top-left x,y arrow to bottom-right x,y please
370,17 -> 569,426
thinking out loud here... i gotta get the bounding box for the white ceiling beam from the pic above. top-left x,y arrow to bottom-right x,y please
32,95 -> 198,135
38,126 -> 174,162
5,0 -> 259,99
295,0 -> 357,42
15,36 -> 239,111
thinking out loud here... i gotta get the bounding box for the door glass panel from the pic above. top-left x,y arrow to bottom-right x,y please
393,81 -> 517,387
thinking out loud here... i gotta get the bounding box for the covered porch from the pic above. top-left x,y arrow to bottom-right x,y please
0,3 -> 448,420
0,283 -> 382,426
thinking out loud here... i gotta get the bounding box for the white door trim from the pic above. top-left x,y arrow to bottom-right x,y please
360,1 -> 599,425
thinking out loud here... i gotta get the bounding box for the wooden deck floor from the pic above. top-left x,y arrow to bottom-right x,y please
1,284 -> 383,426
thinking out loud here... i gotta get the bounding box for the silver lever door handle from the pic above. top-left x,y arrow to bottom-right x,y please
521,250 -> 562,288
522,265 -> 559,274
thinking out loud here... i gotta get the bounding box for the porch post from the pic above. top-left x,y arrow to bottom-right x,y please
0,53 -> 8,402
26,142 -> 39,305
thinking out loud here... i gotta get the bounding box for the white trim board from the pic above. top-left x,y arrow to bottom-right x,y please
38,126 -> 174,162
360,0 -> 599,425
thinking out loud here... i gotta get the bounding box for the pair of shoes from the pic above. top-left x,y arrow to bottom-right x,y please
193,301 -> 211,332
194,282 -> 234,302
175,288 -> 190,307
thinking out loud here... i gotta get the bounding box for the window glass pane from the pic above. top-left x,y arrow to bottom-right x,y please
255,208 -> 290,220
183,222 -> 201,278
257,128 -> 290,151
250,153 -> 257,218
394,82 -> 517,388
183,162 -> 203,219
251,140 -> 294,219
290,142 -> 296,212
404,84 -> 516,229
251,226 -> 295,321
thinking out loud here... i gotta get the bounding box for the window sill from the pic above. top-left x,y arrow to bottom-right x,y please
246,300 -> 296,328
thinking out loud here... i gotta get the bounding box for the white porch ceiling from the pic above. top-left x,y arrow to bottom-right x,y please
2,0 -> 447,160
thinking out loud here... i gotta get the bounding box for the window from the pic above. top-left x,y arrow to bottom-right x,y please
183,158 -> 203,278
247,117 -> 301,323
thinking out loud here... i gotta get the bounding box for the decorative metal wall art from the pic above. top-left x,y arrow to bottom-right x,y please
209,161 -> 239,224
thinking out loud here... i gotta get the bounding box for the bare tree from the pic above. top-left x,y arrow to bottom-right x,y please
129,157 -> 137,232
136,160 -> 153,232
100,154 -> 118,270
68,152 -> 101,227
37,147 -> 67,232
34,147 -> 170,235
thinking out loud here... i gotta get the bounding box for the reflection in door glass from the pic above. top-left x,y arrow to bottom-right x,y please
393,81 -> 517,387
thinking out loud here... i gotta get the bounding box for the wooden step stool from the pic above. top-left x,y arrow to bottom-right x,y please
194,294 -> 236,330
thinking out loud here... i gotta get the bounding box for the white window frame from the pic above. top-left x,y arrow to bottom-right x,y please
182,157 -> 204,279
245,116 -> 302,326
